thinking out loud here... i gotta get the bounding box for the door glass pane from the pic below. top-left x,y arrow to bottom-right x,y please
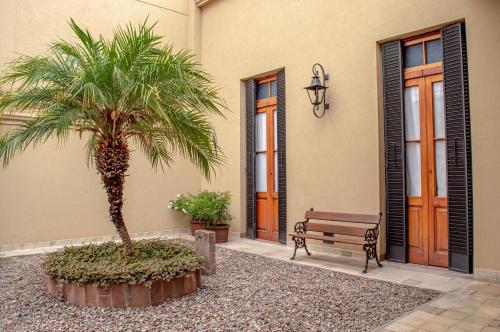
256,152 -> 267,192
255,113 -> 266,151
426,39 -> 442,64
257,83 -> 269,100
274,151 -> 278,193
435,140 -> 447,197
273,111 -> 277,148
406,142 -> 422,196
433,82 -> 445,138
404,43 -> 424,68
404,86 -> 420,140
271,80 -> 277,97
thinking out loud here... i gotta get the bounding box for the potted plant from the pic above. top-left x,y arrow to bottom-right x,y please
169,193 -> 206,235
170,191 -> 232,242
199,191 -> 232,243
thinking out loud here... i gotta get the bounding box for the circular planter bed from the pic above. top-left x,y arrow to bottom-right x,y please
43,240 -> 203,308
205,225 -> 230,243
47,271 -> 200,308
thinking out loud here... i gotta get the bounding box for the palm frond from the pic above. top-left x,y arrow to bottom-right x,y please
0,107 -> 78,167
0,18 -> 226,178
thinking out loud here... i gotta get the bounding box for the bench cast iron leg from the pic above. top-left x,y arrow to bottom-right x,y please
304,242 -> 311,256
291,237 -> 310,260
363,245 -> 369,274
362,244 -> 375,273
362,243 -> 382,273
374,246 -> 383,268
291,237 -> 298,260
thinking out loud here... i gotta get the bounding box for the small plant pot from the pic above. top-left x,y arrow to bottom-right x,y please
204,225 -> 230,243
190,220 -> 207,236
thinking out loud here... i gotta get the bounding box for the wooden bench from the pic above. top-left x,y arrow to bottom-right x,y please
289,209 -> 383,273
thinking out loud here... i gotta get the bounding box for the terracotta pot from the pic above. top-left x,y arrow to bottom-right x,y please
190,220 -> 207,236
204,224 -> 230,243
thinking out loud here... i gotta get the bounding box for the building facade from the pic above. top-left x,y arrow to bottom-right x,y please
1,0 -> 500,278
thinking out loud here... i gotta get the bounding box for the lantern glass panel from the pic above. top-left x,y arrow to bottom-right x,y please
308,87 -> 325,106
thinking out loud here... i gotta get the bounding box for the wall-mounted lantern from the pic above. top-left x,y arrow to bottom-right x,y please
304,63 -> 330,118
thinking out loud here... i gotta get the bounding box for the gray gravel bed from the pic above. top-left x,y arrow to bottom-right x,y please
0,240 -> 439,331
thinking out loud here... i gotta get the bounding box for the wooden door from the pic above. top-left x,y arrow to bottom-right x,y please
405,74 -> 448,268
255,76 -> 279,241
405,77 -> 428,265
426,75 -> 448,267
403,32 -> 448,268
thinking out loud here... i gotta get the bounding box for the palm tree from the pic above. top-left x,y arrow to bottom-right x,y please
0,19 -> 225,255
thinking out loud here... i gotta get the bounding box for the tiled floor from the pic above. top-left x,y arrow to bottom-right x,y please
2,234 -> 500,331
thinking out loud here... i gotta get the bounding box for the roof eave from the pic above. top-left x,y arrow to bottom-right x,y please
195,0 -> 214,8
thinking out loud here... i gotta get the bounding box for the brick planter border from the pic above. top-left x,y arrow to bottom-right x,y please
47,269 -> 201,308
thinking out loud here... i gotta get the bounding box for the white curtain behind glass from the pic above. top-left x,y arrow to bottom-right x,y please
404,86 -> 422,196
255,113 -> 267,192
433,82 -> 447,197
405,87 -> 420,140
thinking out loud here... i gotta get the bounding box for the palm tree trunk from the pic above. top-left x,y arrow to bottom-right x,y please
95,137 -> 133,255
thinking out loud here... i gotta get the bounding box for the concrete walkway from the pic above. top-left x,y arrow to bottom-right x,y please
2,234 -> 500,331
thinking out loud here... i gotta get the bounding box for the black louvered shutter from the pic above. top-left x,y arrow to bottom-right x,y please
382,41 -> 407,263
245,80 -> 256,239
277,70 -> 287,244
442,23 -> 473,273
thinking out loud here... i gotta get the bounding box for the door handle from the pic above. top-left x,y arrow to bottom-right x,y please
432,200 -> 438,206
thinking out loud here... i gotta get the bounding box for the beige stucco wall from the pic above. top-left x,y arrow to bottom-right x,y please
1,0 -> 499,275
198,0 -> 500,272
0,0 -> 201,245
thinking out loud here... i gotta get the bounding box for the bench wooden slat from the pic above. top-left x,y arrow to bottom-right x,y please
289,233 -> 367,246
305,211 -> 380,224
306,223 -> 368,237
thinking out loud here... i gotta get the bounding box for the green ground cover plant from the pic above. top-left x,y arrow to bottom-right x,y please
42,240 -> 203,286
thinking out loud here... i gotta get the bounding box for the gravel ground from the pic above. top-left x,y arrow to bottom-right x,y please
0,240 -> 439,332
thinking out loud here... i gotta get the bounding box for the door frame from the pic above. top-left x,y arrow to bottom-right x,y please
245,70 -> 287,244
403,32 -> 446,267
